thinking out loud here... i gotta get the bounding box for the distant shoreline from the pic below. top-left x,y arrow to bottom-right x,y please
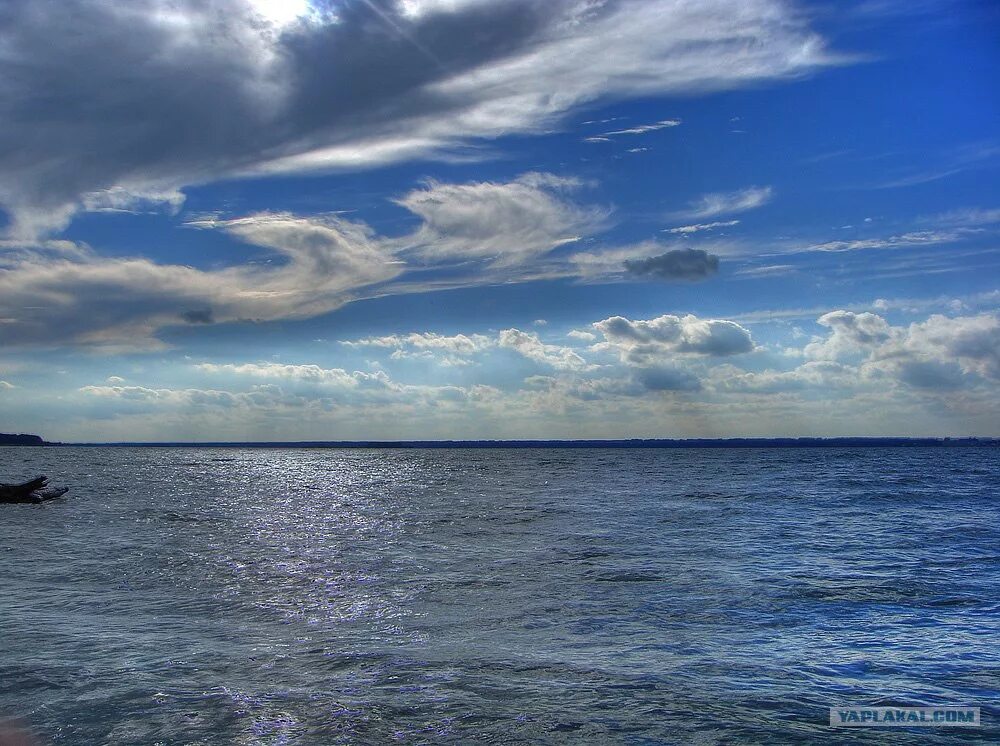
5,436 -> 997,449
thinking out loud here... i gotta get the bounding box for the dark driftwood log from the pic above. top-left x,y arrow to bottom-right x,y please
0,476 -> 68,504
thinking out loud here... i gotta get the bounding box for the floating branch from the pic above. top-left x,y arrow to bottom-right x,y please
0,476 -> 68,504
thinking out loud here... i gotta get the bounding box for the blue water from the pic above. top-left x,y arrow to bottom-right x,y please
0,446 -> 997,744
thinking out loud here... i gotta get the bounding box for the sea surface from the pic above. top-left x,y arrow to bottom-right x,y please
0,446 -> 997,744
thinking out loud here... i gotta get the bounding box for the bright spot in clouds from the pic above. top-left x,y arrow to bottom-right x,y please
249,0 -> 310,25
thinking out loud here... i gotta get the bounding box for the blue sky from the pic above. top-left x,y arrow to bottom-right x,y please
1,0 -> 998,440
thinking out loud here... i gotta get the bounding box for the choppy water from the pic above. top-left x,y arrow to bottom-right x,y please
1,446 -> 997,744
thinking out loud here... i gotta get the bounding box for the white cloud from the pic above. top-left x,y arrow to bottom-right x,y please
196,362 -> 364,387
79,384 -> 264,408
676,186 -> 773,219
393,173 -> 606,266
587,118 -> 681,139
0,171 -> 641,350
81,187 -> 186,215
343,332 -> 494,354
708,360 -> 858,394
498,328 -> 595,371
930,207 -> 1000,227
804,310 -> 894,360
664,219 -> 740,234
734,264 -> 795,277
341,331 -> 494,366
0,212 -> 401,349
0,380 -> 15,390
593,313 -> 755,364
894,314 -> 1000,381
796,230 -> 972,254
397,0 -> 496,20
802,310 -> 1000,388
191,361 -> 500,404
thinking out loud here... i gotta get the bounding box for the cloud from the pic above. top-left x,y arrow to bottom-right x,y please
709,360 -> 857,394
196,362 -> 365,387
623,248 -> 720,281
664,220 -> 740,234
734,264 -> 795,277
79,384 -> 267,409
676,186 -> 773,219
585,118 -> 682,140
0,380 -> 15,390
593,313 -> 755,364
342,331 -> 493,354
0,212 -> 400,349
0,0 -> 838,237
0,171 -> 621,350
928,207 -> 1000,227
193,361 -> 499,404
498,328 -> 594,371
805,310 -> 894,360
633,365 -> 702,391
795,230 -> 972,254
872,141 -> 1000,190
899,313 -> 1000,381
81,187 -> 186,215
802,310 -> 1000,388
341,331 -> 494,365
393,173 -> 606,265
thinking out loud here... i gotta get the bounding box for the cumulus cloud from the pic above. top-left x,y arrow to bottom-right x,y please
0,0 -> 837,237
593,313 -> 755,364
498,329 -> 594,371
802,310 -> 1000,389
675,186 -> 773,220
623,248 -> 720,281
897,314 -> 1000,381
805,310 -> 894,360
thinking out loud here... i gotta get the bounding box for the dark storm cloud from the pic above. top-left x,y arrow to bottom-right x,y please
623,248 -> 720,281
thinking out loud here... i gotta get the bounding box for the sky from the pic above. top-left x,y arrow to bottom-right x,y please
0,0 -> 998,441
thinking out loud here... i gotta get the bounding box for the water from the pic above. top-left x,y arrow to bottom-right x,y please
1,446 -> 997,744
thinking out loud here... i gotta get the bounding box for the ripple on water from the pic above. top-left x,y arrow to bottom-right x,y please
0,445 -> 997,743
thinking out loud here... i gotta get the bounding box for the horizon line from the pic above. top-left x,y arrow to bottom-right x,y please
18,436 -> 1000,449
